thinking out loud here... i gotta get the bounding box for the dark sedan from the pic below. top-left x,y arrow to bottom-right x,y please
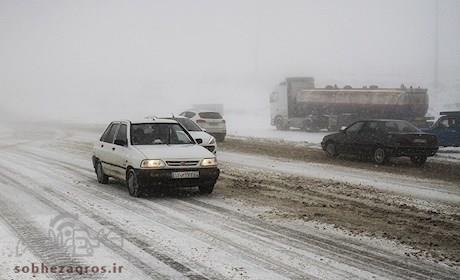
321,120 -> 438,166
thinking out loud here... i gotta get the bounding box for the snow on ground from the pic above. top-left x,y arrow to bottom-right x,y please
219,151 -> 460,204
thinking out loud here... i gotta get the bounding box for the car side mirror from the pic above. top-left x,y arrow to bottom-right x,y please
340,126 -> 347,133
114,139 -> 127,146
202,128 -> 207,132
196,138 -> 203,144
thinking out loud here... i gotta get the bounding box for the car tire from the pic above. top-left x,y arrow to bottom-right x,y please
199,183 -> 215,194
96,161 -> 109,184
275,117 -> 288,131
373,146 -> 388,165
127,169 -> 143,197
410,155 -> 427,167
325,141 -> 338,158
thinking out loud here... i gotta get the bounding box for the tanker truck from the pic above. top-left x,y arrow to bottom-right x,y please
270,77 -> 430,131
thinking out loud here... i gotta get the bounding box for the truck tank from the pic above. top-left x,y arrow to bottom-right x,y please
294,87 -> 429,120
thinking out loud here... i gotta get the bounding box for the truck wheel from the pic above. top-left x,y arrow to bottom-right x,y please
410,156 -> 427,167
325,141 -> 338,158
199,183 -> 215,194
96,161 -> 109,184
127,169 -> 143,197
373,147 -> 388,165
275,117 -> 288,130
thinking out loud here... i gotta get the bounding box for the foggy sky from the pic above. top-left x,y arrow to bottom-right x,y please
1,0 -> 459,122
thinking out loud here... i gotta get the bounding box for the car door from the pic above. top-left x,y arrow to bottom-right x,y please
99,122 -> 120,176
356,121 -> 380,155
432,116 -> 459,146
340,121 -> 365,154
110,123 -> 129,180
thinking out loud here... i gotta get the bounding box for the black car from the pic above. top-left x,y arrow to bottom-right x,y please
321,120 -> 438,166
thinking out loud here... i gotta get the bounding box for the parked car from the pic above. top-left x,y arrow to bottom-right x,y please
321,119 -> 438,166
179,110 -> 227,142
422,111 -> 460,147
164,116 -> 217,154
92,119 -> 220,196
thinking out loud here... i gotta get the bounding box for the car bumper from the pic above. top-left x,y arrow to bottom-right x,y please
391,146 -> 438,157
135,167 -> 220,188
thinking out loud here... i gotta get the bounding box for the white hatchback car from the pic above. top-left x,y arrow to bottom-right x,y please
179,110 -> 227,142
92,119 -> 220,197
165,116 -> 217,154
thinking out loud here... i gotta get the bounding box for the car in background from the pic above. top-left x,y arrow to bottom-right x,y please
92,119 -> 220,197
164,116 -> 217,154
422,111 -> 460,147
321,119 -> 438,166
180,110 -> 227,142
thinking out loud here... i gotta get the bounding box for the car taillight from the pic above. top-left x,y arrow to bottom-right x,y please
196,119 -> 206,124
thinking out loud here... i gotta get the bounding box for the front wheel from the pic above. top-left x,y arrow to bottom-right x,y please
411,156 -> 427,167
96,161 -> 109,184
199,183 -> 215,194
127,170 -> 143,197
325,142 -> 338,158
373,147 -> 388,165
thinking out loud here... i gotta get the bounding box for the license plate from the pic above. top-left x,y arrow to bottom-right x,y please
413,138 -> 427,144
171,171 -> 200,179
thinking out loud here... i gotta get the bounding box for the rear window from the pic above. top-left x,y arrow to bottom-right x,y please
199,112 -> 222,119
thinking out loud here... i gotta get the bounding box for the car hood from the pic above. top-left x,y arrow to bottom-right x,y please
133,144 -> 214,159
188,131 -> 213,144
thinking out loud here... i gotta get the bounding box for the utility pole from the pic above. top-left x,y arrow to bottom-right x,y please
434,0 -> 439,91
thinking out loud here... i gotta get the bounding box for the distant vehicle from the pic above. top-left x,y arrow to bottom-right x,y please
321,119 -> 438,166
422,111 -> 460,147
164,116 -> 217,154
180,110 -> 227,142
270,77 -> 430,132
92,119 -> 220,196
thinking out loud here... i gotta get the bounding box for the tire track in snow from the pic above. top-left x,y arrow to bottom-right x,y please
11,148 -> 460,280
0,166 -> 203,280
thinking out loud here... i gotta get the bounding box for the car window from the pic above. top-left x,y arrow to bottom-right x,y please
115,124 -> 127,143
199,112 -> 222,119
131,123 -> 194,145
174,118 -> 202,131
100,123 -> 113,141
346,122 -> 364,133
439,117 -> 458,128
385,121 -> 420,133
101,123 -> 119,143
361,122 -> 379,134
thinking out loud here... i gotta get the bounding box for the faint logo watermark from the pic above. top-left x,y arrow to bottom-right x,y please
16,213 -> 124,257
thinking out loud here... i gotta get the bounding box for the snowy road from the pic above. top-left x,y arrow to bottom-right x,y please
0,123 -> 458,279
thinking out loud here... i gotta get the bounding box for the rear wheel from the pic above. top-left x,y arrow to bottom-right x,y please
96,161 -> 109,184
199,183 -> 215,194
410,155 -> 427,167
373,147 -> 388,165
275,117 -> 288,130
325,141 -> 338,158
127,169 -> 143,197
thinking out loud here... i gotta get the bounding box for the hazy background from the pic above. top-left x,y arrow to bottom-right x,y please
1,0 -> 459,123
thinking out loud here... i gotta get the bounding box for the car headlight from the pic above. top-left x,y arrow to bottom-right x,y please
140,159 -> 165,168
201,158 -> 217,166
208,137 -> 216,145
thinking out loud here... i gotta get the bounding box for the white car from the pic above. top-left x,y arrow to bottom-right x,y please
92,119 -> 220,197
179,110 -> 227,142
165,116 -> 217,154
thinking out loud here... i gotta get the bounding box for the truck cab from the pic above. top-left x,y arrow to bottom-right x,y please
423,111 -> 460,147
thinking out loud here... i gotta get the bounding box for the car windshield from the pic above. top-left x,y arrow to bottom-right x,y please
383,121 -> 420,133
199,112 -> 222,119
170,118 -> 202,131
131,123 -> 194,145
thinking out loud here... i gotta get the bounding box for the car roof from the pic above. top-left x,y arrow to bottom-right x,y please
114,118 -> 179,125
356,119 -> 408,122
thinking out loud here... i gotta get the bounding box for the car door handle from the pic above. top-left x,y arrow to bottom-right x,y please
112,147 -> 116,151
101,144 -> 104,148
